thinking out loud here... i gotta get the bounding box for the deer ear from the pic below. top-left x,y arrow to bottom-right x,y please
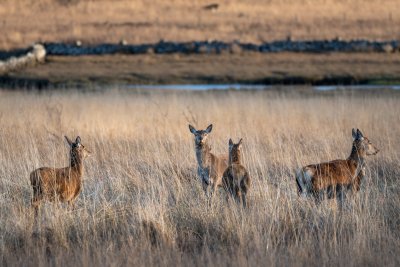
65,136 -> 73,146
356,129 -> 364,139
75,136 -> 81,145
229,138 -> 234,149
352,128 -> 357,139
238,138 -> 243,146
205,124 -> 213,133
189,124 -> 196,134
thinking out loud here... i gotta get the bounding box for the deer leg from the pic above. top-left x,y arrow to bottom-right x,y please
337,186 -> 346,211
222,181 -> 229,203
234,186 -> 242,205
222,176 -> 230,204
202,180 -> 209,200
313,190 -> 323,205
242,192 -> 247,208
209,183 -> 217,205
32,200 -> 41,218
31,188 -> 43,218
226,181 -> 234,198
353,168 -> 365,193
223,185 -> 235,205
202,178 -> 214,207
202,180 -> 208,194
240,178 -> 249,208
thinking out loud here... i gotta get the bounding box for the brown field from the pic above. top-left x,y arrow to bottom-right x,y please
5,52 -> 400,87
1,0 -> 400,50
0,89 -> 399,266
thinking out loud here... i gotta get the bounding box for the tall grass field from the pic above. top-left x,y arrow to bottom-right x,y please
0,89 -> 399,266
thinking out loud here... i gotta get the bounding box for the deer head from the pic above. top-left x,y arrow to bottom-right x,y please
189,124 -> 213,147
65,136 -> 91,165
228,138 -> 243,164
352,128 -> 379,157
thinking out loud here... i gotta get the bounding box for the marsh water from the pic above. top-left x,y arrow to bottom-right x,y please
127,84 -> 400,91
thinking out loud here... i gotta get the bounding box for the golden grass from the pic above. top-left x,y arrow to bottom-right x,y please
0,89 -> 399,266
1,0 -> 400,50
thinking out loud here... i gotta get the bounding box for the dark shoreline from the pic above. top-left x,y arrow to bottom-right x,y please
1,39 -> 399,58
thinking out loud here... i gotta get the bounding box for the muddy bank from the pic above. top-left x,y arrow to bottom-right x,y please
1,40 -> 399,89
1,52 -> 400,89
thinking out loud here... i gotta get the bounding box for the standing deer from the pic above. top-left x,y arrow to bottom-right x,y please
222,138 -> 251,208
30,136 -> 91,216
295,128 -> 379,206
189,124 -> 228,198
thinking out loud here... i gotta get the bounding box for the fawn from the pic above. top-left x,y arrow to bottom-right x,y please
189,124 -> 228,198
30,136 -> 91,216
222,138 -> 251,208
295,128 -> 379,206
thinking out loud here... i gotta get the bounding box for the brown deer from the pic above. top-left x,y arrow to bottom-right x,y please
30,136 -> 91,216
189,124 -> 228,198
295,128 -> 379,206
222,138 -> 251,207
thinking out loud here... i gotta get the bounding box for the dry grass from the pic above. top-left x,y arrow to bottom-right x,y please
0,89 -> 399,266
1,0 -> 400,50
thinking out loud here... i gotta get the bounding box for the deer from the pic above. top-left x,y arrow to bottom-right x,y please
30,136 -> 91,217
189,124 -> 228,199
295,128 -> 379,207
222,138 -> 251,208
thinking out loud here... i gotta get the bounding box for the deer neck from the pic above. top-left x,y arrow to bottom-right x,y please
229,153 -> 241,165
70,156 -> 84,176
348,144 -> 365,176
195,143 -> 212,168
